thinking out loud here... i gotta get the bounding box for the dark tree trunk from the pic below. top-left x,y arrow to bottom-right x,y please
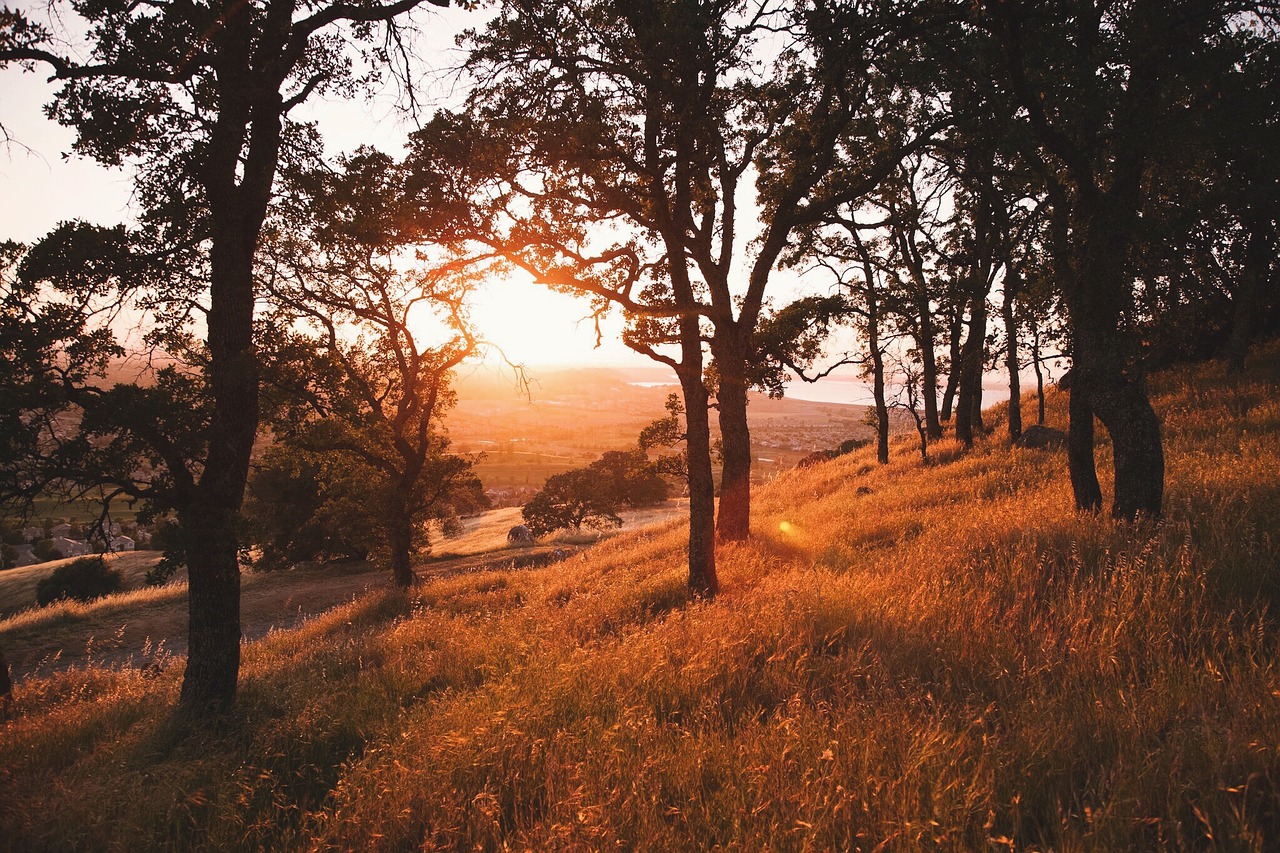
677,322 -> 717,597
177,6 -> 282,712
954,294 -> 987,448
179,507 -> 243,712
940,302 -> 964,422
1061,192 -> 1165,520
1003,271 -> 1022,443
387,503 -> 417,588
917,294 -> 943,440
1226,213 -> 1273,374
870,340 -> 889,466
714,331 -> 751,542
1074,345 -> 1164,519
1031,329 -> 1046,426
1066,372 -> 1103,512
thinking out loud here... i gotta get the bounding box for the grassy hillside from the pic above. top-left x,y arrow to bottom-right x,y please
2,348 -> 1279,850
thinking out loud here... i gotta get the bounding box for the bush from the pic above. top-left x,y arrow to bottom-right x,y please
32,539 -> 63,562
35,557 -> 123,607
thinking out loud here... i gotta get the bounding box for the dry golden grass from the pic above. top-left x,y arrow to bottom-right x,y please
2,346 -> 1279,851
0,551 -> 169,619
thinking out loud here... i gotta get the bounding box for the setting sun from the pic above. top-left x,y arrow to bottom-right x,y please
464,274 -> 640,368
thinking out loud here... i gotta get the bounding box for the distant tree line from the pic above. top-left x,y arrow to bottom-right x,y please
2,0 -> 1275,715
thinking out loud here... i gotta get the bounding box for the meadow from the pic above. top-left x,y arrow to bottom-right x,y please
1,348 -> 1278,850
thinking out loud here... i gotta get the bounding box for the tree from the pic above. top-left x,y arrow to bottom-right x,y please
521,449 -> 668,537
1,0 -> 452,711
968,0 -> 1269,519
522,469 -> 624,537
240,444 -> 381,571
260,148 -> 488,587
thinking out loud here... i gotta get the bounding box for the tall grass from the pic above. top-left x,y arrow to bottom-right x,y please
2,346 -> 1279,851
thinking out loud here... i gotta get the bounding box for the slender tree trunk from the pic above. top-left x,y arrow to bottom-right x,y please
714,330 -> 751,542
917,294 -> 943,439
870,342 -> 889,465
677,321 -> 717,597
955,293 -> 987,447
1226,213 -> 1273,374
1003,271 -> 1022,443
1066,372 -> 1103,512
178,7 -> 282,712
1031,329 -> 1046,426
940,302 -> 963,423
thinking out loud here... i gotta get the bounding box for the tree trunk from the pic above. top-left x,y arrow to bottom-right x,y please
1226,213 -> 1273,374
1003,272 -> 1022,443
177,8 -> 281,711
870,341 -> 889,465
179,507 -> 243,712
1083,355 -> 1164,519
1066,373 -> 1103,512
1031,329 -> 1046,426
940,302 -> 964,423
714,332 -> 751,542
917,294 -> 943,440
677,323 -> 717,597
387,503 -> 417,588
954,294 -> 987,447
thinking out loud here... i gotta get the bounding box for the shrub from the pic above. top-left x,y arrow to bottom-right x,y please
35,556 -> 123,607
32,538 -> 63,562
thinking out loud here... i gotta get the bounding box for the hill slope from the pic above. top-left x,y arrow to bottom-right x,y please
2,347 -> 1279,850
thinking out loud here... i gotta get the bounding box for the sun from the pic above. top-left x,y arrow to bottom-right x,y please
462,274 -> 641,369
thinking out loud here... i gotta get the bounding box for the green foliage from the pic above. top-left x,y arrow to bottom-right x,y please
638,393 -> 688,479
241,445 -> 381,572
521,469 -> 624,537
35,556 -> 121,607
522,449 -> 669,536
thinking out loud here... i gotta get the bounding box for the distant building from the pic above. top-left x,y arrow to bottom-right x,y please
109,536 -> 135,552
12,544 -> 37,567
21,527 -> 43,543
49,523 -> 72,539
49,537 -> 92,558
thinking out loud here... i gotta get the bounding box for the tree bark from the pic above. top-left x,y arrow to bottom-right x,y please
1226,212 -> 1273,374
179,507 -> 243,712
387,500 -> 417,588
1030,328 -> 1046,426
713,330 -> 751,542
1003,270 -> 1022,443
677,338 -> 718,597
954,293 -> 987,447
940,301 -> 963,423
1066,372 -> 1103,512
917,293 -> 943,440
178,2 -> 279,712
1090,370 -> 1163,519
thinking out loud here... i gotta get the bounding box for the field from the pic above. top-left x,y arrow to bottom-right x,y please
0,503 -> 689,680
451,367 -> 875,487
1,347 -> 1278,850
